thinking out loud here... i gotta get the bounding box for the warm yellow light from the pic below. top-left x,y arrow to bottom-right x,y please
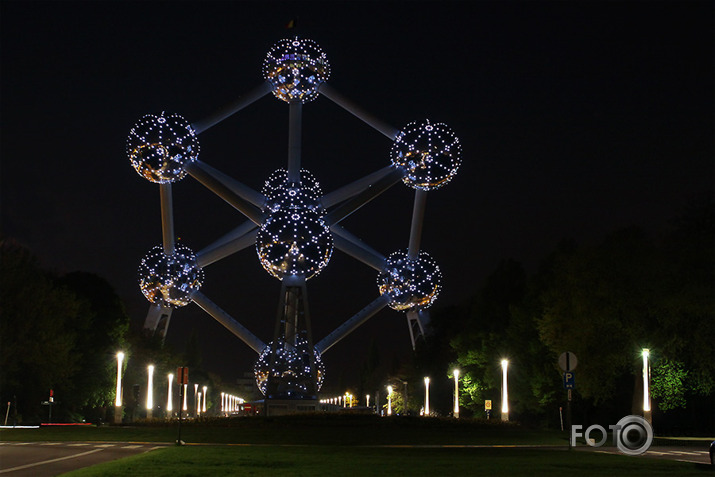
167,373 -> 174,412
453,369 -> 459,378
146,365 -> 155,411
501,359 -> 509,369
642,349 -> 651,412
115,352 -> 125,407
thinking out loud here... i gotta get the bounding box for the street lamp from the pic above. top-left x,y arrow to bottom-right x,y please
453,369 -> 460,418
366,394 -> 370,408
114,352 -> 124,423
202,385 -> 207,413
194,383 -> 199,416
501,359 -> 509,422
146,365 -> 155,418
424,377 -> 430,416
387,385 -> 393,416
167,373 -> 174,414
183,384 -> 188,411
642,349 -> 652,423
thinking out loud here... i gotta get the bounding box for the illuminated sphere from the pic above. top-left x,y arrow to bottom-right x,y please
254,339 -> 325,396
390,119 -> 462,190
262,169 -> 323,212
262,37 -> 330,103
127,112 -> 199,183
137,244 -> 204,308
377,250 -> 442,311
256,209 -> 333,280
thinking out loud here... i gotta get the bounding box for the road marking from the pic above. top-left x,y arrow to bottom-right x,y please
0,448 -> 104,474
67,443 -> 90,447
40,442 -> 62,446
93,444 -> 115,448
12,443 -> 30,446
122,445 -> 143,449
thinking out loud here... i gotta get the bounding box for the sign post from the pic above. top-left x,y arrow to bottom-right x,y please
558,352 -> 577,450
176,367 -> 188,445
484,400 -> 492,420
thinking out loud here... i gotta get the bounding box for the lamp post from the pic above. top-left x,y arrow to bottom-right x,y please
642,349 -> 652,424
167,373 -> 174,416
423,377 -> 430,416
366,394 -> 370,408
453,369 -> 460,419
146,365 -> 155,419
183,384 -> 188,411
194,384 -> 199,416
202,385 -> 207,413
114,352 -> 124,423
501,359 -> 509,422
387,385 -> 393,416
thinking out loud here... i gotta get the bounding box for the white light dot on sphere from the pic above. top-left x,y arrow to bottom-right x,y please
127,112 -> 199,183
390,119 -> 462,190
137,243 -> 204,308
262,37 -> 330,103
377,249 -> 442,311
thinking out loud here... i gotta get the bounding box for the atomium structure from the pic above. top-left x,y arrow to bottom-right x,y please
128,37 -> 461,406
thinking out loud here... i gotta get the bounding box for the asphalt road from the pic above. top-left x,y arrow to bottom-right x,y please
0,441 -> 166,476
575,445 -> 712,465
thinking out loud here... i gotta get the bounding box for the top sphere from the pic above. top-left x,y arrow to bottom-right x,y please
390,119 -> 462,190
263,37 -> 330,103
127,113 -> 199,183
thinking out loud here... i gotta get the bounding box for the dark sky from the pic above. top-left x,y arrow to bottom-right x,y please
2,2 -> 712,393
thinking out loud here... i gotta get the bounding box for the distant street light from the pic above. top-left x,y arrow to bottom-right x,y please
115,352 -> 124,407
453,369 -> 460,418
146,365 -> 155,418
182,384 -> 188,411
167,373 -> 174,414
366,394 -> 370,408
197,392 -> 202,416
387,385 -> 393,416
194,384 -> 199,416
501,359 -> 509,422
202,386 -> 207,413
424,377 -> 430,416
114,352 -> 125,424
642,349 -> 652,424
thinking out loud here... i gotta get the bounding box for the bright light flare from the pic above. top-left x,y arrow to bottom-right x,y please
501,360 -> 509,417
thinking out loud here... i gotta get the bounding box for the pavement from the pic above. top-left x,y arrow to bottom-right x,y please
0,441 -> 167,477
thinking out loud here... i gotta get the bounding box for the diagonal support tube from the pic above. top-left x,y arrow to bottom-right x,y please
332,226 -> 386,271
192,291 -> 265,354
187,160 -> 265,208
318,83 -> 400,140
159,183 -> 175,255
192,81 -> 273,134
407,189 -> 428,260
315,294 -> 390,354
325,167 -> 405,226
196,227 -> 258,268
321,165 -> 397,209
186,161 -> 264,225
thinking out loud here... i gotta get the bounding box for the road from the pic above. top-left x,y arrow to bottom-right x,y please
575,445 -> 712,465
0,441 -> 166,476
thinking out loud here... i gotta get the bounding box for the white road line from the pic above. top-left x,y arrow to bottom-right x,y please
121,445 -> 143,449
93,444 -> 115,448
40,442 -> 62,446
67,443 -> 90,447
0,448 -> 104,474
12,443 -> 30,446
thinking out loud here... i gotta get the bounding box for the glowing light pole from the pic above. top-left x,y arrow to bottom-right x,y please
202,386 -> 207,413
182,384 -> 188,411
387,385 -> 393,416
114,352 -> 124,423
146,365 -> 155,419
366,394 -> 370,408
167,373 -> 174,416
642,349 -> 652,424
194,384 -> 199,416
501,360 -> 509,422
453,369 -> 460,419
424,377 -> 430,416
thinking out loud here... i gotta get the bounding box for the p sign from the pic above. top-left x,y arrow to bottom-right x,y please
563,372 -> 575,390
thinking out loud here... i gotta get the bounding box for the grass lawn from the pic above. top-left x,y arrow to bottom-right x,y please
60,445 -> 707,477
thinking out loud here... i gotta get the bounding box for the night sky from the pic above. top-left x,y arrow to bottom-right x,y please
2,2 -> 712,392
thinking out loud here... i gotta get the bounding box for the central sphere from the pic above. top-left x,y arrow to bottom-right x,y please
137,244 -> 204,308
263,37 -> 330,103
254,338 -> 325,396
